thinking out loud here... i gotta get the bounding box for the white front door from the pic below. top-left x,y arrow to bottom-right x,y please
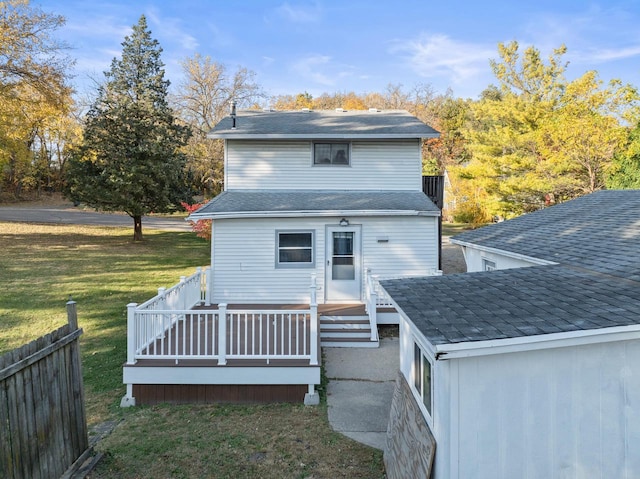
325,225 -> 362,302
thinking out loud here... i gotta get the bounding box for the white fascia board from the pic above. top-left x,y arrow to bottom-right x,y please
432,325 -> 640,360
449,239 -> 556,266
188,209 -> 440,221
207,133 -> 440,140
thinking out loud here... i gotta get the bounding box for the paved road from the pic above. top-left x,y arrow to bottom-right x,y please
0,206 -> 191,231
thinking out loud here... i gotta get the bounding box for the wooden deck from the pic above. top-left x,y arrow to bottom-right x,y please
123,302 -> 395,405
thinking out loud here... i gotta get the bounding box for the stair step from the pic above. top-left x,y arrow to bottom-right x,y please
321,330 -> 371,339
320,315 -> 370,322
320,323 -> 370,330
322,337 -> 379,348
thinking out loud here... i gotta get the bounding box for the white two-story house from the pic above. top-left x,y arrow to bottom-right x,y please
121,108 -> 440,406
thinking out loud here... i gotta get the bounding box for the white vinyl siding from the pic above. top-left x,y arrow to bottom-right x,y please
437,339 -> 640,479
362,217 -> 438,278
225,139 -> 422,190
211,216 -> 438,304
398,316 -> 640,479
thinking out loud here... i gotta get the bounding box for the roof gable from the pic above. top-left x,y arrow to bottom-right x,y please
208,109 -> 439,139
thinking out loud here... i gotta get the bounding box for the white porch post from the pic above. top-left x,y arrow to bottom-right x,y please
121,302 -> 138,408
305,274 -> 320,406
126,302 -> 137,364
369,275 -> 379,341
195,266 -> 203,304
180,275 -> 186,310
309,274 -> 318,366
204,266 -> 212,306
157,287 -> 166,338
218,303 -> 227,365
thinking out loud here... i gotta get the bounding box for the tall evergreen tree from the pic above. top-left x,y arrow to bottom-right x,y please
65,15 -> 191,240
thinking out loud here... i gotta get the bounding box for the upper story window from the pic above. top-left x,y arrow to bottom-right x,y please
276,230 -> 315,268
313,143 -> 350,166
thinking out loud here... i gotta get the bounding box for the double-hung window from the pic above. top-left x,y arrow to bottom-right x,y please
313,143 -> 350,166
413,342 -> 433,417
276,231 -> 314,268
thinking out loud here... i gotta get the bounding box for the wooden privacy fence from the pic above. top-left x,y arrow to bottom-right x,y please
0,301 -> 89,479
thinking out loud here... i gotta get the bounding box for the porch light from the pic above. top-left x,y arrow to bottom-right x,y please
339,218 -> 349,227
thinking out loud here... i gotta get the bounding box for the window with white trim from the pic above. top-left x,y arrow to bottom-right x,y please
482,258 -> 496,271
276,231 -> 314,268
313,143 -> 350,165
413,342 -> 433,416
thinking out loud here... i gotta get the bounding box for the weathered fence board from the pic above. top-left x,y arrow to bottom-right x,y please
0,302 -> 89,479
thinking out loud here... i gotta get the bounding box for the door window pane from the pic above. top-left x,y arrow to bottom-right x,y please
332,232 -> 355,280
333,232 -> 353,254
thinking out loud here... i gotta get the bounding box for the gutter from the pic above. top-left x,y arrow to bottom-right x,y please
207,133 -> 440,140
432,324 -> 640,360
187,209 -> 441,221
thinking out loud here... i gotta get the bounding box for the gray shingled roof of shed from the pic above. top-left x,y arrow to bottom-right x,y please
450,190 -> 640,277
189,190 -> 440,219
381,190 -> 640,346
208,110 -> 439,139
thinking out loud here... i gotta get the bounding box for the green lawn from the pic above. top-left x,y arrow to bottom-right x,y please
0,222 -> 384,478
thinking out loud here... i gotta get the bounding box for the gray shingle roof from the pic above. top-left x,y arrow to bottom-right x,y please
451,190 -> 640,277
189,190 -> 440,219
382,190 -> 640,346
381,265 -> 640,345
208,110 -> 439,139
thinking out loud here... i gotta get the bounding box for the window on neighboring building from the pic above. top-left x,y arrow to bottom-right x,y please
313,143 -> 350,166
276,231 -> 314,268
413,342 -> 432,416
482,258 -> 496,271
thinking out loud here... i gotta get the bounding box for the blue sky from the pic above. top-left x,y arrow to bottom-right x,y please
36,0 -> 640,101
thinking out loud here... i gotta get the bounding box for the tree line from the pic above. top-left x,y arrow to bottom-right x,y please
2,1 -> 639,238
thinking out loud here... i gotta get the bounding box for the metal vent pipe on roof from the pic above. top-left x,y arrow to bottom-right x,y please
231,101 -> 237,129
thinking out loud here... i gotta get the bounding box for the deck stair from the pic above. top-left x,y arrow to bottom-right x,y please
320,314 -> 379,348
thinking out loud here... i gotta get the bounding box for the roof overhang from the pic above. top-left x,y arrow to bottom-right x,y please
208,133 -> 440,140
188,209 -> 439,221
394,303 -> 640,361
431,324 -> 640,360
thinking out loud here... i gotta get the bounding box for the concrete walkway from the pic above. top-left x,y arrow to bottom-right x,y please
324,337 -> 399,450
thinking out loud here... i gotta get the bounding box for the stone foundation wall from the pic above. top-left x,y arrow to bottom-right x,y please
384,372 -> 436,479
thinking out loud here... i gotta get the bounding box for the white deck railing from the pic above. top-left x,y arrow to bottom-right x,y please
125,271 -> 319,366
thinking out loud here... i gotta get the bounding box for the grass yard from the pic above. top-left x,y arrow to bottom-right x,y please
0,222 -> 384,478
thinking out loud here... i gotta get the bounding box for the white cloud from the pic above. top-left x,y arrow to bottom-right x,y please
66,17 -> 132,40
291,55 -> 335,86
586,45 -> 640,63
521,5 -> 640,67
393,33 -> 494,85
289,55 -> 357,87
276,2 -> 321,23
146,8 -> 198,50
